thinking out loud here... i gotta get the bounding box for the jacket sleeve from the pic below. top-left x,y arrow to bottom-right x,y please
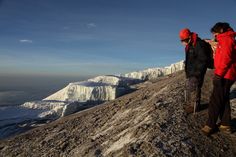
215,39 -> 233,77
184,56 -> 187,75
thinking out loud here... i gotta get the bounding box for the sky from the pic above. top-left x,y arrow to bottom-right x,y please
0,0 -> 236,78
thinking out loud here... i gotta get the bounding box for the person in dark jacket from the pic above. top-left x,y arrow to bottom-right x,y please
179,28 -> 209,113
202,22 -> 236,135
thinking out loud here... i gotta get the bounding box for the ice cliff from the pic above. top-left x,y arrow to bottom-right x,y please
43,75 -> 139,102
21,75 -> 140,118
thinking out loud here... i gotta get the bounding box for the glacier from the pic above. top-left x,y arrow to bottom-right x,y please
21,101 -> 93,118
20,61 -> 184,119
122,60 -> 184,80
21,75 -> 141,119
43,75 -> 140,102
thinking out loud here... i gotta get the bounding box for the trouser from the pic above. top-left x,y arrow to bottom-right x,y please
207,78 -> 235,128
186,76 -> 204,108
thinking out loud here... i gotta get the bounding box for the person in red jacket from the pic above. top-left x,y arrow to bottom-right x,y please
202,22 -> 236,135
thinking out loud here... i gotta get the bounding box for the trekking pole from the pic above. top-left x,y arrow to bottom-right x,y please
193,102 -> 196,115
184,80 -> 187,102
184,90 -> 187,102
193,87 -> 198,115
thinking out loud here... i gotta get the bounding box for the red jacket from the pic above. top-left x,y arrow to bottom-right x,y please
214,29 -> 236,81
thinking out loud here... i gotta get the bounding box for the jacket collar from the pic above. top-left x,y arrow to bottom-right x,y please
185,32 -> 198,52
191,33 -> 198,47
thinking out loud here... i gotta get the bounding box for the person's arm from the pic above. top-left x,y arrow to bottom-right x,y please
214,39 -> 233,77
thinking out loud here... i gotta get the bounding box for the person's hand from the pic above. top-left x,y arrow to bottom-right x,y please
213,74 -> 222,81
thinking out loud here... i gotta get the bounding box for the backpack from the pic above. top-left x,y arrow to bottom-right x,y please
204,39 -> 217,69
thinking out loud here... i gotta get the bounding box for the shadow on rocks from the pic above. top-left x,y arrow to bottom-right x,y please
230,89 -> 236,100
231,118 -> 236,133
199,103 -> 209,111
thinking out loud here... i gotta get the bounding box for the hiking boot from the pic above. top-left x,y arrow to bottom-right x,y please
201,125 -> 215,136
219,125 -> 232,134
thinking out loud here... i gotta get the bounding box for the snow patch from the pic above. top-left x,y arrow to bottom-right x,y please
104,133 -> 134,155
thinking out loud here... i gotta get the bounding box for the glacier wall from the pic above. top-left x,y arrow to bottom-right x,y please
122,60 -> 184,80
21,61 -> 184,119
43,75 -> 139,102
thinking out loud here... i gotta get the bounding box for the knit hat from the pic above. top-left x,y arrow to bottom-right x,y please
179,28 -> 191,40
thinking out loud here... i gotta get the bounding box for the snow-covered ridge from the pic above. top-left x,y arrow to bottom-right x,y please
122,60 -> 184,80
21,61 -> 184,119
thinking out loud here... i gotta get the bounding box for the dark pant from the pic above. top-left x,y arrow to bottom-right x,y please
207,78 -> 235,128
186,76 -> 204,108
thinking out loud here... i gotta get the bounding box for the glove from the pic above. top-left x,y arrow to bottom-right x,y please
213,74 -> 222,81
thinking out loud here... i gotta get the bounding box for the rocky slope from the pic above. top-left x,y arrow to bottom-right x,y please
1,70 -> 236,157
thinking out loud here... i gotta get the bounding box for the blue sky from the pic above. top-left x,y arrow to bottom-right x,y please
0,0 -> 236,77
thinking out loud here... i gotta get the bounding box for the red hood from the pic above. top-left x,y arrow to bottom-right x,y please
217,29 -> 236,40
